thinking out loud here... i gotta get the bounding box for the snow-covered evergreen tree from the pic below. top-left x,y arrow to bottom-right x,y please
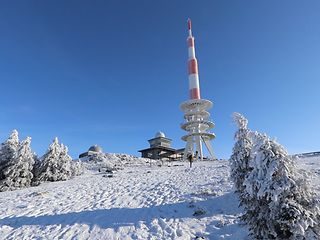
70,160 -> 84,176
243,132 -> 320,239
0,133 -> 35,191
0,130 -> 19,181
35,138 -> 83,182
229,112 -> 253,206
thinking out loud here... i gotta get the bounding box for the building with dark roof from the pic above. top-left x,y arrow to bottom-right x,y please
79,145 -> 103,159
138,132 -> 184,161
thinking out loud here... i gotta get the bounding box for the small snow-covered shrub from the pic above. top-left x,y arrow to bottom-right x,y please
84,153 -> 119,172
35,138 -> 83,182
71,160 -> 84,176
0,131 -> 36,191
83,152 -> 154,172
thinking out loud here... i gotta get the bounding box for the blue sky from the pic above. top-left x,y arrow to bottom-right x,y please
0,1 -> 319,159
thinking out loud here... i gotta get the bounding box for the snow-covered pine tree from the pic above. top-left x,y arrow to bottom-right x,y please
229,112 -> 253,206
70,159 -> 84,176
0,130 -> 20,180
243,132 -> 320,239
35,137 -> 82,182
0,135 -> 35,191
59,143 -> 84,177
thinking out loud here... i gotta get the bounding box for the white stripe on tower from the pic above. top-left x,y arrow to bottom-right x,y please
187,18 -> 201,100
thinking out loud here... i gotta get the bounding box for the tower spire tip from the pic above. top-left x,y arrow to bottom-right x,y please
187,18 -> 192,30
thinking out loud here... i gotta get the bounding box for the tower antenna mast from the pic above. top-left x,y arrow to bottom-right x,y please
180,19 -> 216,161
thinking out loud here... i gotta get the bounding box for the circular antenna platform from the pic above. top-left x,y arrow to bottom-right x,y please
180,99 -> 213,112
181,120 -> 215,131
181,132 -> 216,142
183,110 -> 210,119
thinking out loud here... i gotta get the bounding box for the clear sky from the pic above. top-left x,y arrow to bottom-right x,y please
0,1 -> 319,159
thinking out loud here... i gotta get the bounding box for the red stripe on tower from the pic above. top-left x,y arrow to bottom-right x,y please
187,19 -> 201,100
190,88 -> 200,99
188,59 -> 198,74
187,38 -> 194,47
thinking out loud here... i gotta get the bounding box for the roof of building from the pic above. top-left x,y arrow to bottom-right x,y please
88,145 -> 103,153
155,131 -> 165,138
138,145 -> 180,153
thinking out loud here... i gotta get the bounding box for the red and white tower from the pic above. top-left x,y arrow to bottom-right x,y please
180,19 -> 215,161
187,19 -> 201,100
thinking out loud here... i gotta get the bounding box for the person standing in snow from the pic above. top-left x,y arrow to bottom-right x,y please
187,152 -> 194,168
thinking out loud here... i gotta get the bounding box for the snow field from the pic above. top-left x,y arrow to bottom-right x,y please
0,157 -> 319,239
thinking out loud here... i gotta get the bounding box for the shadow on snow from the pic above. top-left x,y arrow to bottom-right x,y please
0,192 -> 242,229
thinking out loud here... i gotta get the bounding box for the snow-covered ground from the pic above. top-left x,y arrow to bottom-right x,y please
0,155 -> 319,240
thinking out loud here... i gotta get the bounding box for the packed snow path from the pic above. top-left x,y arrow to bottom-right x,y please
0,158 -> 318,239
